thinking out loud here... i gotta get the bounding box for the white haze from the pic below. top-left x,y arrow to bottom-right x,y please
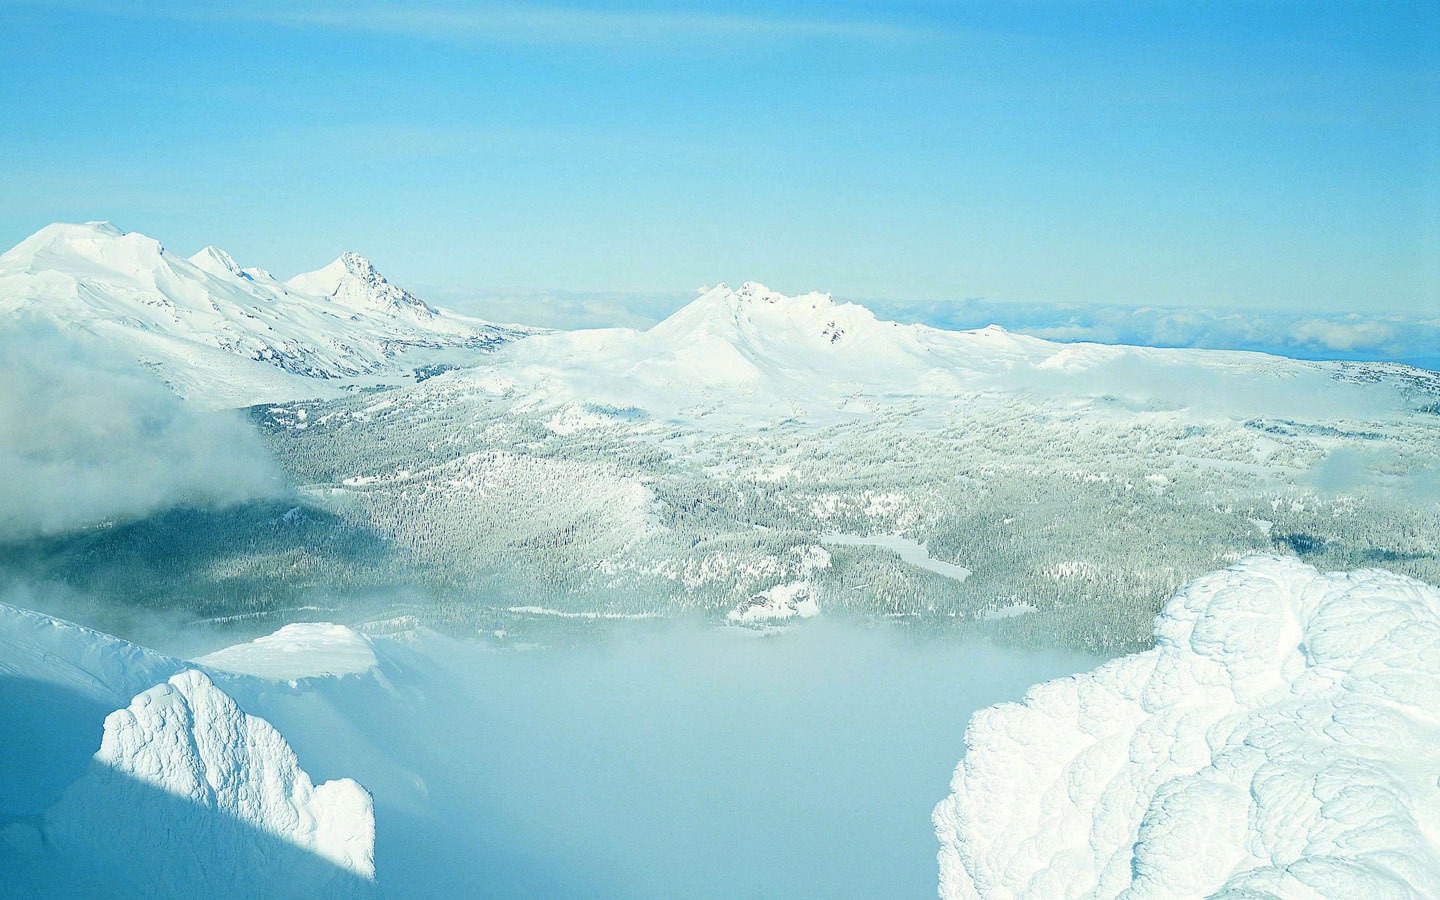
252,622 -> 1101,900
0,324 -> 281,539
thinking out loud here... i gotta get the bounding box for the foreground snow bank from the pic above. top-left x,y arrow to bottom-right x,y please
935,555 -> 1440,899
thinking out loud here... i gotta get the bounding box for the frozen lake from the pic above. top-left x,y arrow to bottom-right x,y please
822,532 -> 973,582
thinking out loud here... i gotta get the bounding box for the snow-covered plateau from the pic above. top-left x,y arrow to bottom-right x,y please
936,555 -> 1440,899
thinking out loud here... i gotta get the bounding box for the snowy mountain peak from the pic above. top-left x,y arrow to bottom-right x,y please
732,280 -> 819,304
0,222 -> 525,404
338,250 -> 380,280
188,244 -> 242,277
0,220 -> 165,273
653,281 -> 865,347
288,251 -> 436,319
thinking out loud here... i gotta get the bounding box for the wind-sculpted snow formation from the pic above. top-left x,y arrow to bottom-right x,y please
0,603 -> 378,899
934,556 -> 1440,899
47,670 -> 376,899
0,221 -> 529,405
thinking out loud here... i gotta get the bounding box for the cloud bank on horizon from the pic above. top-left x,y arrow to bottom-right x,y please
868,297 -> 1440,368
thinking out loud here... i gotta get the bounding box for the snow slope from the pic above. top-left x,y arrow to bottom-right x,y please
934,556 -> 1440,899
0,221 -> 529,406
0,602 -> 187,814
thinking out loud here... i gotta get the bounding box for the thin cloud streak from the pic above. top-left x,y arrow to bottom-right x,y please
5,1 -> 924,46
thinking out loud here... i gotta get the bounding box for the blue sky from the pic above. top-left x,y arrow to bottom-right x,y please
2,0 -> 1437,315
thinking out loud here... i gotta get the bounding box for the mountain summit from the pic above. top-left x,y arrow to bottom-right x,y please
288,251 -> 436,320
649,281 -> 873,349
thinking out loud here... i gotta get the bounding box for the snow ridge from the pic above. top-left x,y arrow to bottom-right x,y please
934,556 -> 1440,899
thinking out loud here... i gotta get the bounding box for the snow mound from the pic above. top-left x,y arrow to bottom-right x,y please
934,556 -> 1440,899
45,669 -> 376,898
728,581 -> 821,624
198,622 -> 379,681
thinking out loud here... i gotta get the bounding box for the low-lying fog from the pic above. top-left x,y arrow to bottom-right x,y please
256,622 -> 1101,899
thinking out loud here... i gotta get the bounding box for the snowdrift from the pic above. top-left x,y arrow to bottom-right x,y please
935,555 -> 1440,899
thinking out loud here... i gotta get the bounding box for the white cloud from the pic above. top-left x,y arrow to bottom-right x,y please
1289,318 -> 1398,352
861,298 -> 1439,367
0,324 -> 281,539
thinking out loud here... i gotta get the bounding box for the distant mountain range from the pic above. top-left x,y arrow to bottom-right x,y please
0,222 -> 531,406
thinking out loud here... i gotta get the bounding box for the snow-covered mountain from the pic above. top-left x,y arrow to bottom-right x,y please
287,250 -> 437,320
234,280 -> 1438,647
456,280 -> 1434,425
934,556 -> 1440,899
0,222 -> 530,406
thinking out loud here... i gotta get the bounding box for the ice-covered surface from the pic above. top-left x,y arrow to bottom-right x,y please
821,533 -> 971,582
934,556 -> 1440,899
0,221 -> 530,406
197,622 -> 379,680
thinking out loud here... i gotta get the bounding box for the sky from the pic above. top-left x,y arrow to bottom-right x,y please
1,0 -> 1437,315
